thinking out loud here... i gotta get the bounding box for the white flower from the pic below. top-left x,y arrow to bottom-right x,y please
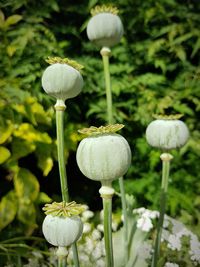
83,222 -> 91,234
97,224 -> 104,232
82,210 -> 94,221
133,207 -> 146,215
92,229 -> 101,240
136,216 -> 153,232
167,234 -> 182,251
164,262 -> 179,267
189,234 -> 200,264
143,209 -> 159,219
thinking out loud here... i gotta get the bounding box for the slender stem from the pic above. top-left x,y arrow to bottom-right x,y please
58,258 -> 66,267
102,197 -> 114,267
71,243 -> 80,267
151,153 -> 173,267
55,102 -> 80,267
100,47 -> 113,124
100,46 -> 129,264
56,108 -> 69,202
119,177 -> 129,262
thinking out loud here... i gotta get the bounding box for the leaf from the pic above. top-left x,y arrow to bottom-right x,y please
14,168 -> 40,201
0,9 -> 5,28
38,156 -> 53,176
113,213 -> 149,267
0,146 -> 11,164
13,123 -> 52,144
0,191 -> 17,230
0,122 -> 13,144
6,45 -> 17,57
36,192 -> 52,204
4,15 -> 22,29
173,45 -> 186,61
36,143 -> 54,176
17,197 -> 37,227
11,138 -> 36,160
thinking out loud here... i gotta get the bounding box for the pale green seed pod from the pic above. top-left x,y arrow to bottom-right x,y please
42,63 -> 83,102
76,133 -> 131,182
87,12 -> 124,47
42,215 -> 83,247
146,116 -> 189,150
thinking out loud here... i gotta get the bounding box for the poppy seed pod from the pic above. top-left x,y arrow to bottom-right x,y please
42,215 -> 83,247
86,5 -> 124,47
42,201 -> 85,247
41,58 -> 84,102
76,125 -> 131,182
146,115 -> 189,150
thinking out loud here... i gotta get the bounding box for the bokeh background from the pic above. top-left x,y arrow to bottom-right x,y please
0,0 -> 200,264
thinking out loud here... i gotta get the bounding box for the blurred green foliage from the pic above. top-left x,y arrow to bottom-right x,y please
0,0 -> 200,263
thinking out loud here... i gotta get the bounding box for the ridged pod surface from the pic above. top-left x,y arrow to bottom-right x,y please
42,215 -> 83,247
76,133 -> 131,182
42,63 -> 83,101
146,119 -> 189,150
87,13 -> 124,47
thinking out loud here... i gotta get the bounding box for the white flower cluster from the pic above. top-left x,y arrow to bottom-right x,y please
189,233 -> 200,265
164,262 -> 179,267
133,207 -> 159,232
133,208 -> 200,266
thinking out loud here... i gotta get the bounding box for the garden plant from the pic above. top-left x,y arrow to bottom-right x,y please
0,0 -> 200,267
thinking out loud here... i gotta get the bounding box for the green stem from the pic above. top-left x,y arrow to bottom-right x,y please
101,47 -> 113,124
151,153 -> 173,267
100,47 -> 129,264
119,177 -> 129,262
58,258 -> 66,267
71,243 -> 80,267
55,103 -> 80,267
56,108 -> 69,202
102,197 -> 114,267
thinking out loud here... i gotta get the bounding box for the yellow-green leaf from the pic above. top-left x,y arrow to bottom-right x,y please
11,138 -> 36,160
0,9 -> 5,28
0,146 -> 11,164
14,168 -> 40,201
13,123 -> 52,144
36,192 -> 52,204
0,191 -> 17,230
4,15 -> 22,29
0,122 -> 13,144
7,45 -> 17,57
38,156 -> 53,176
17,198 -> 37,227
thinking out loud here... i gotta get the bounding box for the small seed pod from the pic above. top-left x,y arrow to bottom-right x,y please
41,57 -> 84,102
42,201 -> 84,247
42,215 -> 83,247
76,124 -> 131,182
146,115 -> 189,150
86,5 -> 124,47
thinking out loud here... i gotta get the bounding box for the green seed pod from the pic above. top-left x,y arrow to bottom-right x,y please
146,115 -> 189,150
41,58 -> 84,102
42,215 -> 83,247
86,5 -> 124,47
42,201 -> 85,247
76,125 -> 131,182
